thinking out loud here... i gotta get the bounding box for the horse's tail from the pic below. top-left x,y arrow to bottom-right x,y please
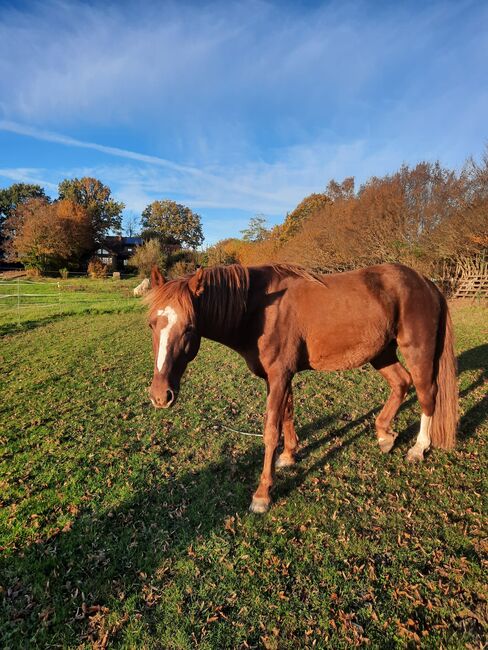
430,290 -> 458,449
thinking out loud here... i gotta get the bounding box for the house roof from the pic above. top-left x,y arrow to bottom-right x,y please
104,236 -> 143,246
121,236 -> 143,245
98,236 -> 143,255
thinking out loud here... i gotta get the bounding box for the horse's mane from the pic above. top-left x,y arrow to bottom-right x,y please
145,263 -> 323,330
268,263 -> 324,285
145,264 -> 250,331
197,264 -> 250,331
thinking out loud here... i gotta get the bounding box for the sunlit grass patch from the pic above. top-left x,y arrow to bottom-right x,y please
0,303 -> 486,648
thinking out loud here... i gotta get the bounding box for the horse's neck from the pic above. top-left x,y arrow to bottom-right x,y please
196,276 -> 251,344
196,303 -> 243,344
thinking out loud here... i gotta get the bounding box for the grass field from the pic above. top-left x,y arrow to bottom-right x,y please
0,293 -> 486,648
0,276 -> 140,335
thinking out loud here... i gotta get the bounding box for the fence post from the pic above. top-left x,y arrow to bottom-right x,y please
17,277 -> 21,326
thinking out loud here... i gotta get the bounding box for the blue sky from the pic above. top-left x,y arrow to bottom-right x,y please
0,0 -> 487,244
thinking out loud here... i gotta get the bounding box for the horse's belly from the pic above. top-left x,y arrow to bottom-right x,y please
305,320 -> 391,371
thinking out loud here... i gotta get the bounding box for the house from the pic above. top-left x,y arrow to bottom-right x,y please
93,236 -> 143,271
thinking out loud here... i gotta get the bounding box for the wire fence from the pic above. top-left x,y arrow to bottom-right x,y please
0,277 -> 140,326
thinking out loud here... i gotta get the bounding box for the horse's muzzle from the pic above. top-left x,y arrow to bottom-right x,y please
149,387 -> 177,409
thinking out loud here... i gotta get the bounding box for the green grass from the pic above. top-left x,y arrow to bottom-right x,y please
0,276 -> 141,335
0,301 -> 486,648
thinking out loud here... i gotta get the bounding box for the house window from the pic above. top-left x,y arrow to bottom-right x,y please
101,256 -> 112,265
123,259 -> 129,266
96,248 -> 110,255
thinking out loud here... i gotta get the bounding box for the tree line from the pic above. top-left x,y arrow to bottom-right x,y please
2,149 -> 486,278
206,150 -> 488,278
0,178 -> 204,274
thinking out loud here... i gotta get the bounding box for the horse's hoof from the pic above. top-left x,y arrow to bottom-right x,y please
407,447 -> 424,463
249,497 -> 270,514
378,433 -> 397,453
276,454 -> 296,469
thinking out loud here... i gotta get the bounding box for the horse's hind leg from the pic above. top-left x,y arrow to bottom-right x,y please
276,390 -> 298,468
406,412 -> 433,462
397,344 -> 437,462
371,344 -> 412,453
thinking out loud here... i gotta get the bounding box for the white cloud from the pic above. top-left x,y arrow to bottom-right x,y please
0,167 -> 57,190
0,124 -> 401,217
1,0 -> 487,244
1,0 -> 485,157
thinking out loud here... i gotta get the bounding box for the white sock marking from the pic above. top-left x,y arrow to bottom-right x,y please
156,306 -> 178,371
408,414 -> 432,459
416,414 -> 432,451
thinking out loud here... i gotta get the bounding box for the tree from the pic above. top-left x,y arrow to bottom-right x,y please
0,183 -> 47,254
124,214 -> 140,237
325,177 -> 355,201
279,192 -> 331,241
141,200 -> 204,249
5,198 -> 93,271
240,215 -> 269,242
58,177 -> 124,243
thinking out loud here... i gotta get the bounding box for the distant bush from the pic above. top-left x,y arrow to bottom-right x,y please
128,239 -> 166,278
205,239 -> 242,266
169,260 -> 197,278
59,268 -> 69,279
215,149 -> 488,276
87,258 -> 108,278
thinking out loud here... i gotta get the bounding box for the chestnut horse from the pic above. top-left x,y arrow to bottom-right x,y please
147,263 -> 458,513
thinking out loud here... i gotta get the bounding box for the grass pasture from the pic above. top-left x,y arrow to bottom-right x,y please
0,290 -> 486,648
0,276 -> 140,335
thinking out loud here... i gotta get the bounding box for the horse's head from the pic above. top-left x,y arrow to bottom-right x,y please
147,266 -> 202,408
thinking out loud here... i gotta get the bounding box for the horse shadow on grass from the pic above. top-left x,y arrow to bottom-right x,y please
0,314 -> 68,337
280,344 -> 487,505
1,345 -> 486,646
0,307 -> 140,337
294,344 -> 487,466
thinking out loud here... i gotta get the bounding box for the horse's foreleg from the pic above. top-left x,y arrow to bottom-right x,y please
250,373 -> 291,514
276,390 -> 298,468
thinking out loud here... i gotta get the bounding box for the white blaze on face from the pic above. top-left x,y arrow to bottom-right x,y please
156,306 -> 178,371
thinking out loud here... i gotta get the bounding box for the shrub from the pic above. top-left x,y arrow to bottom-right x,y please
59,268 -> 69,279
128,239 -> 166,277
169,260 -> 196,278
87,258 -> 108,278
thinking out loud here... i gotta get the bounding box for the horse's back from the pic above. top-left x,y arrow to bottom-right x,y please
287,263 -> 436,371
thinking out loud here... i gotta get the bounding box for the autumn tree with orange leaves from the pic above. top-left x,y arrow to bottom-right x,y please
212,149 -> 487,277
5,198 -> 93,271
58,177 -> 124,243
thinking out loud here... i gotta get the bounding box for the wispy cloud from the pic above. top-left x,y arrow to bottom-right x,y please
0,167 -> 57,190
2,0 -> 486,156
1,1 -> 487,243
0,120 -> 218,177
0,124 -> 401,216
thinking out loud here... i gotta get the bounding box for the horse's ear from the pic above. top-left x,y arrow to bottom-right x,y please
151,265 -> 165,287
189,267 -> 205,296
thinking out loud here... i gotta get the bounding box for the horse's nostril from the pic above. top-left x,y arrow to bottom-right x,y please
166,389 -> 175,405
